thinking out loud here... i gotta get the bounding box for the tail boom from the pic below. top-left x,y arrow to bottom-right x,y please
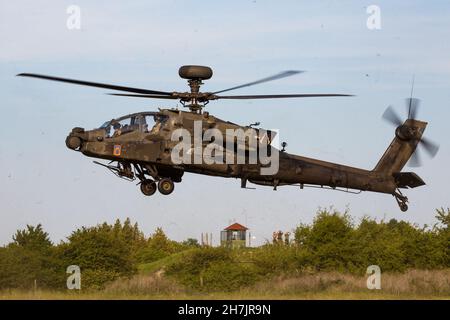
374,119 -> 427,175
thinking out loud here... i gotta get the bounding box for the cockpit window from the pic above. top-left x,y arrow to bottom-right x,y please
102,114 -> 168,137
144,114 -> 168,134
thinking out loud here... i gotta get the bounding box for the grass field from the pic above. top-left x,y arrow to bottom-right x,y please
2,269 -> 449,300
0,290 -> 448,300
137,250 -> 194,274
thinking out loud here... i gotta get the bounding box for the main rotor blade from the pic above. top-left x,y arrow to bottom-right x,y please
212,70 -> 304,94
17,73 -> 172,95
382,105 -> 403,127
108,93 -> 178,99
420,137 -> 439,158
406,98 -> 420,119
215,93 -> 353,99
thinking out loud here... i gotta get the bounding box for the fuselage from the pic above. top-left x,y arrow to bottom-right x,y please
67,108 -> 398,194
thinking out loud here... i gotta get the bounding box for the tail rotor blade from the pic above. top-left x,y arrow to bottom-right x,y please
382,105 -> 403,127
420,137 -> 440,158
408,148 -> 422,167
406,98 -> 420,119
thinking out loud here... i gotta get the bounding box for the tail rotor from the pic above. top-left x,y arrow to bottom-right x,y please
381,98 -> 439,167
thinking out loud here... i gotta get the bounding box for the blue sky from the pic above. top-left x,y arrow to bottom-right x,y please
1,0 -> 449,245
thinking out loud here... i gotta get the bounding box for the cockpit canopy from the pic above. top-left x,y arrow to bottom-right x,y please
100,112 -> 168,137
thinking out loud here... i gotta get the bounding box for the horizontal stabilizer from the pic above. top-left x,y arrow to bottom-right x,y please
393,172 -> 425,188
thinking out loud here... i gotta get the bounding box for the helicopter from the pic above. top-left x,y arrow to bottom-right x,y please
17,65 -> 439,211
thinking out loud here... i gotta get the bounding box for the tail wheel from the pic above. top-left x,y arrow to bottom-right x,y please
140,179 -> 157,196
158,178 -> 175,195
393,189 -> 409,212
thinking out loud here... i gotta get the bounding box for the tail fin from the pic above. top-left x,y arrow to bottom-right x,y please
373,119 -> 427,175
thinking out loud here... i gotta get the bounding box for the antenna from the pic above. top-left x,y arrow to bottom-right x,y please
408,75 -> 415,119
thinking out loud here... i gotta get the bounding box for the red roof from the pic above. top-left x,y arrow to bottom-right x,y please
224,223 -> 248,231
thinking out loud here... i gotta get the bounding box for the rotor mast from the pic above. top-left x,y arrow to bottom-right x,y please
178,65 -> 213,113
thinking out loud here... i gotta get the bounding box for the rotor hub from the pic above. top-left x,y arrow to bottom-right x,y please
395,124 -> 415,141
176,66 -> 214,112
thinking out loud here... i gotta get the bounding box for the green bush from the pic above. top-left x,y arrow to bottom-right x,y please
135,227 -> 191,264
435,208 -> 450,266
0,225 -> 65,290
1,208 -> 449,292
166,247 -> 258,291
79,269 -> 122,290
352,218 -> 402,271
293,207 -> 450,273
251,245 -> 310,275
58,222 -> 138,288
202,261 -> 258,291
295,208 -> 359,272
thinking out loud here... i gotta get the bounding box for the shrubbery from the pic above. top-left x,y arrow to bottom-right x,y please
0,219 -> 181,290
0,225 -> 64,289
0,208 -> 448,292
291,207 -> 449,273
165,247 -> 259,291
163,207 -> 449,291
135,227 -> 189,263
57,220 -> 141,288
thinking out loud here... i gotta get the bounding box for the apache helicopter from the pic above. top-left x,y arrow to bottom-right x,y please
17,66 -> 439,211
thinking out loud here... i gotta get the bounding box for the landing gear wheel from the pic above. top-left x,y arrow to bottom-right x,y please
394,189 -> 409,212
140,179 -> 157,196
158,178 -> 175,195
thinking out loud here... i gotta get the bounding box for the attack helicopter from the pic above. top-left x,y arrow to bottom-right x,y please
17,65 -> 439,211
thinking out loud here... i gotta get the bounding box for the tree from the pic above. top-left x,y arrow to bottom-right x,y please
296,208 -> 357,272
435,207 -> 450,229
353,218 -> 405,271
0,225 -> 64,289
136,227 -> 184,263
182,238 -> 200,247
13,224 -> 52,252
435,208 -> 450,266
58,221 -> 138,289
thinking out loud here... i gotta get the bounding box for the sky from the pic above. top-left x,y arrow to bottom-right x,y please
0,0 -> 449,246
